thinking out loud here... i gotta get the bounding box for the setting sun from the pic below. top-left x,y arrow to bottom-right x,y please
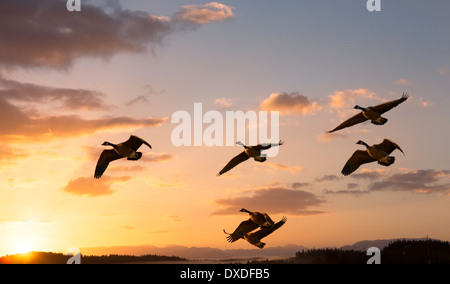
14,240 -> 32,254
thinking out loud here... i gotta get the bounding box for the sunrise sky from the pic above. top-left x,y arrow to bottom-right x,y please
1,0 -> 449,257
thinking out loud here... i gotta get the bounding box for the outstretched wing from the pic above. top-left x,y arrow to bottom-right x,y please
376,139 -> 405,155
254,140 -> 284,150
218,151 -> 250,176
224,219 -> 259,243
372,93 -> 409,115
341,150 -> 376,176
122,135 -> 152,151
327,113 -> 368,133
94,149 -> 124,179
248,217 -> 287,241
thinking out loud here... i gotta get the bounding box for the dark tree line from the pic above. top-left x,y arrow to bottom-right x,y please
250,239 -> 450,264
0,252 -> 187,264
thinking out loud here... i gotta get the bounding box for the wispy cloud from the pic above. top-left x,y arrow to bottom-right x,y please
1,107 -> 167,143
292,182 -> 311,189
316,174 -> 340,182
174,2 -> 234,25
262,163 -> 305,174
394,78 -> 412,86
125,95 -> 149,107
324,169 -> 450,195
0,146 -> 29,163
316,132 -> 348,142
0,94 -> 167,143
323,188 -> 370,195
350,169 -> 386,180
214,98 -> 234,108
369,169 -> 450,194
61,176 -> 132,197
0,75 -> 111,112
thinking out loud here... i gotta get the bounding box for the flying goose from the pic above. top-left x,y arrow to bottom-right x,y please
341,139 -> 405,176
94,135 -> 152,179
224,217 -> 287,249
240,208 -> 275,228
217,140 -> 284,176
327,93 -> 409,133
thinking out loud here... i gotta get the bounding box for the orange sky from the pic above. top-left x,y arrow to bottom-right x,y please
1,0 -> 449,257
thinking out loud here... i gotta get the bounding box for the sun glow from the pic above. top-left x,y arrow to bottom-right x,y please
14,240 -> 32,254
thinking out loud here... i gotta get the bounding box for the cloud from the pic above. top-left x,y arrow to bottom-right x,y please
174,2 -> 234,25
316,132 -> 348,142
347,183 -> 359,189
323,188 -> 370,195
214,98 -> 234,108
125,95 -> 149,107
292,182 -> 311,189
61,176 -> 132,197
0,98 -> 167,142
316,175 -> 340,182
0,79 -> 167,143
125,85 -> 166,106
325,169 -> 450,195
262,163 -> 305,174
260,92 -> 322,116
369,169 -> 450,194
0,0 -> 234,69
324,88 -> 383,131
350,169 -> 386,180
108,165 -> 146,173
0,146 -> 29,163
394,78 -> 411,86
327,89 -> 379,111
141,153 -> 174,162
0,75 -> 111,111
418,97 -> 433,108
211,186 -> 326,216
0,0 -> 172,69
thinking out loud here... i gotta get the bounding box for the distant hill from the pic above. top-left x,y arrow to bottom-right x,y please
339,238 -> 439,251
80,244 -> 307,260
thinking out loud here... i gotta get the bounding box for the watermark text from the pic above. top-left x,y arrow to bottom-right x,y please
171,103 -> 280,157
67,0 -> 81,12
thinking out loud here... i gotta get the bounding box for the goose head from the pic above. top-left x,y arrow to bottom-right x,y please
356,140 -> 370,148
102,141 -> 113,146
236,141 -> 246,147
239,208 -> 249,213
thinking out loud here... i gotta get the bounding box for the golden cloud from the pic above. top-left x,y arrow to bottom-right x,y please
174,2 -> 234,25
260,92 -> 322,116
61,176 -> 132,197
